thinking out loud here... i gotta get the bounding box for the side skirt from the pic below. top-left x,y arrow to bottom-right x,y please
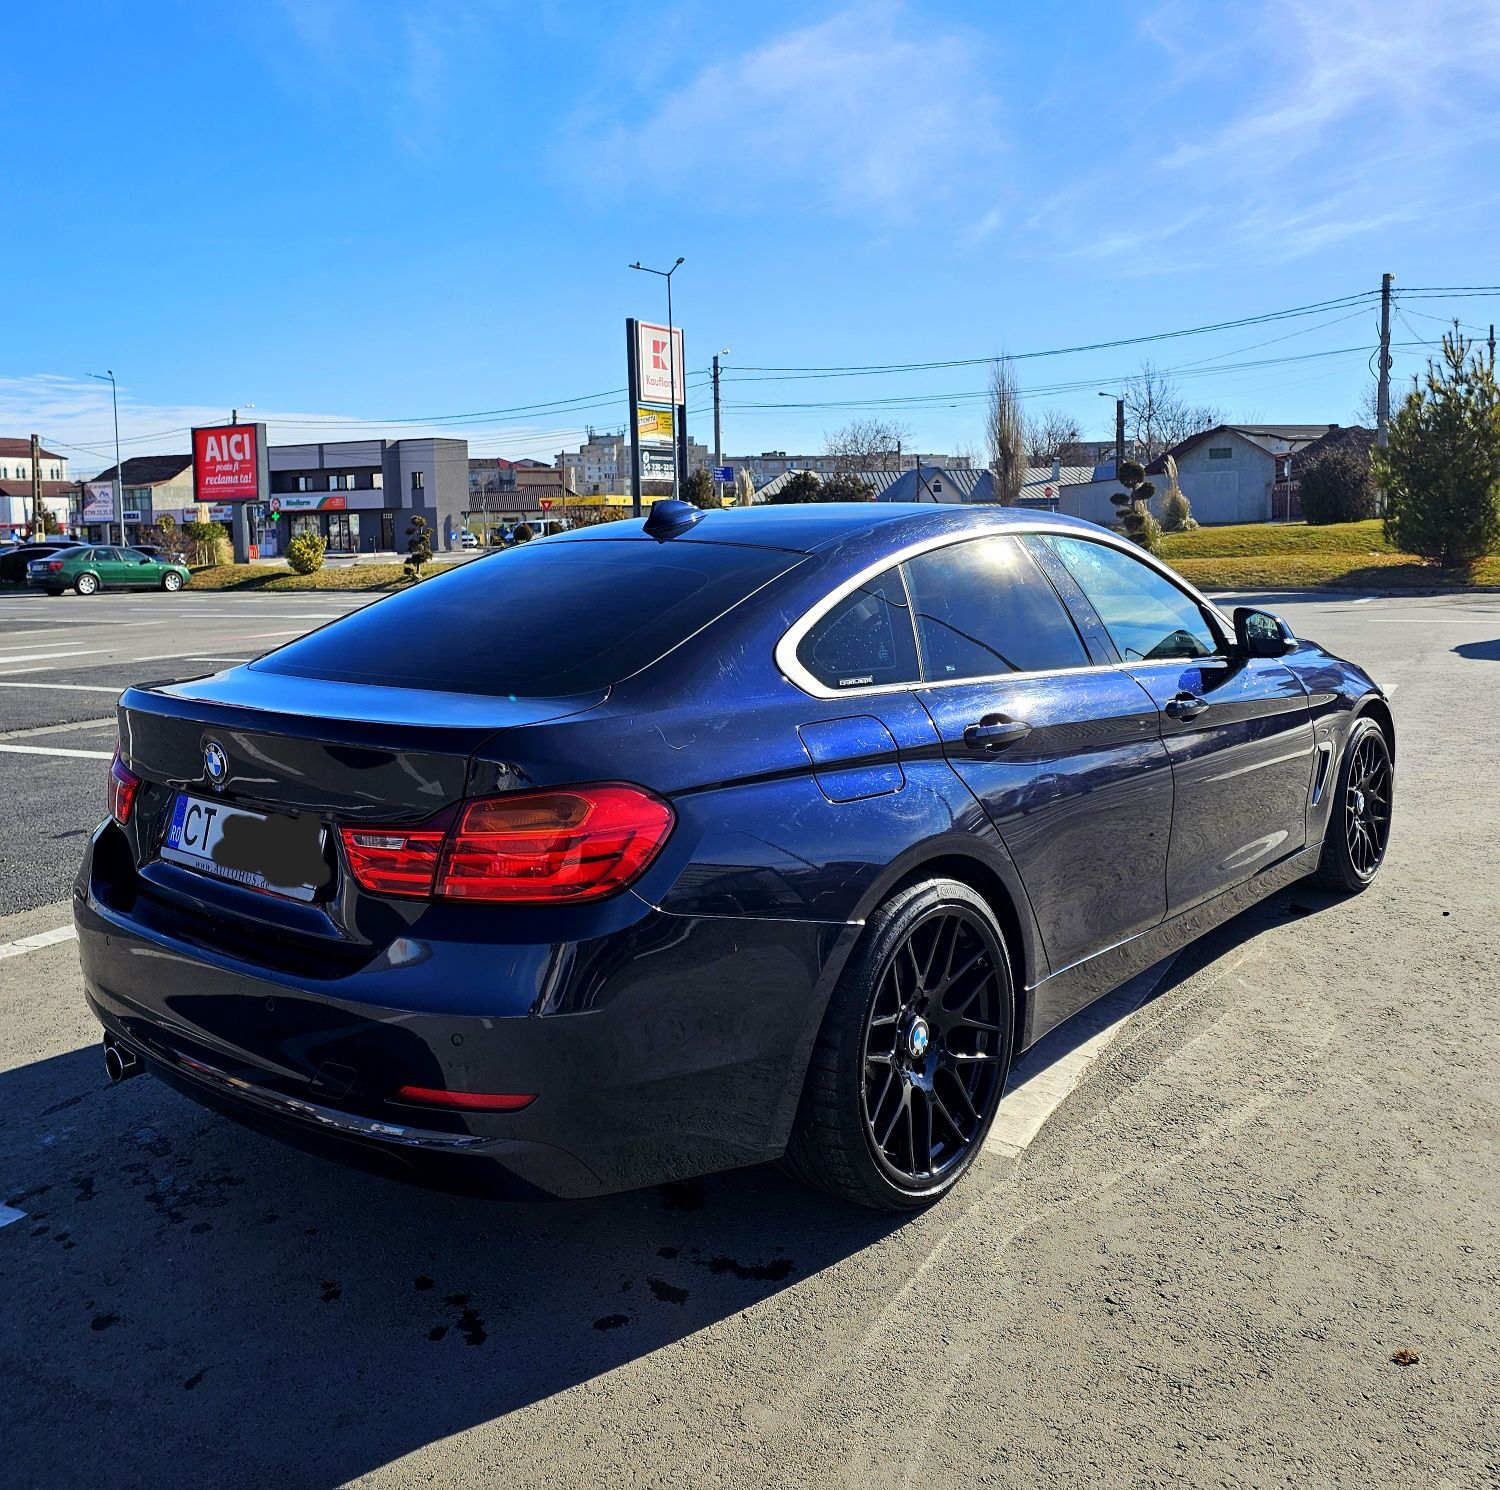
1023,843 -> 1322,1048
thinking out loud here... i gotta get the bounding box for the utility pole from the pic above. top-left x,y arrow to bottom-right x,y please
1376,272 -> 1394,449
712,353 -> 723,505
1489,324 -> 1496,360
1115,398 -> 1126,472
30,434 -> 43,537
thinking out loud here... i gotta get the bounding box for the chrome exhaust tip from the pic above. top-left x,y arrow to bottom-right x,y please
104,1036 -> 141,1083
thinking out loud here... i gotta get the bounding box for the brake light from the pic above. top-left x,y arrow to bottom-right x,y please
46,560 -> 63,572
108,750 -> 141,825
339,824 -> 449,897
338,783 -> 674,904
393,1085 -> 535,1112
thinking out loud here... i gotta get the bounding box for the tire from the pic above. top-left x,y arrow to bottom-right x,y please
784,878 -> 1014,1211
74,572 -> 99,596
1313,716 -> 1393,893
162,571 -> 183,592
44,589 -> 64,597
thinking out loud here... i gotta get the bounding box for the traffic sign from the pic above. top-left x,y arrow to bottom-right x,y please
540,498 -> 554,513
714,466 -> 733,483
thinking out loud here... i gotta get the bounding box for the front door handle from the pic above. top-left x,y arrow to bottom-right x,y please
1165,691 -> 1209,721
962,715 -> 1031,752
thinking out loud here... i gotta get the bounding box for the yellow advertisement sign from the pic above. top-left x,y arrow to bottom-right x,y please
637,405 -> 674,444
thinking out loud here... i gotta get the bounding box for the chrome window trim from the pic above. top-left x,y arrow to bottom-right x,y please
775,521 -> 1232,701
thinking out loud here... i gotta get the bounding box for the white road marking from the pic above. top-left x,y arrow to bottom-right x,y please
1352,597 -> 1376,604
987,954 -> 1179,1157
0,681 -> 123,694
0,742 -> 113,760
183,656 -> 251,663
0,648 -> 108,666
0,924 -> 76,960
0,1204 -> 27,1228
0,716 -> 114,741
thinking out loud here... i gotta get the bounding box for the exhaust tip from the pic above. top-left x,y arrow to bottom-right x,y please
104,1037 -> 141,1083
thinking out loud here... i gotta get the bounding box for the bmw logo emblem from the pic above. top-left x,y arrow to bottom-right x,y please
203,740 -> 228,788
908,1018 -> 930,1059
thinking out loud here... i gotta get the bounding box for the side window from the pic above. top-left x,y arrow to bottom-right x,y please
1044,536 -> 1218,662
902,534 -> 1089,680
94,547 -> 120,563
120,548 -> 147,562
796,570 -> 919,690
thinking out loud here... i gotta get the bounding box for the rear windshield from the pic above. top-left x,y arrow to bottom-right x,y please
251,539 -> 799,697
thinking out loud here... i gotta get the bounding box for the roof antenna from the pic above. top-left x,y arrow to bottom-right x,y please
643,499 -> 705,542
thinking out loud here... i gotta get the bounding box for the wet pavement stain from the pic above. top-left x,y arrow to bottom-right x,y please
183,1370 -> 205,1391
71,1174 -> 96,1203
647,1277 -> 689,1305
444,1292 -> 470,1308
657,1245 -> 679,1259
456,1308 -> 487,1346
427,1326 -> 448,1342
413,1276 -> 435,1292
705,1255 -> 796,1282
320,1280 -> 342,1303
594,1314 -> 631,1331
90,1314 -> 119,1331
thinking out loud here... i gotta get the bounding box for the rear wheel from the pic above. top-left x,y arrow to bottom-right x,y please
74,572 -> 99,596
1313,716 -> 1393,892
162,570 -> 183,592
784,878 -> 1013,1210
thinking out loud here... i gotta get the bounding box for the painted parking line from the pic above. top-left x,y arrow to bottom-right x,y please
0,648 -> 109,666
0,924 -> 76,961
0,681 -> 125,694
0,742 -> 114,760
987,954 -> 1178,1157
0,1204 -> 27,1228
0,716 -> 115,741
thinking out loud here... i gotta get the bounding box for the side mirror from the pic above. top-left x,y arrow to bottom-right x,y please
1234,606 -> 1294,658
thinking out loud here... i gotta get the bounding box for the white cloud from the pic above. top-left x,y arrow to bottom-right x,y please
0,375 -> 587,476
1027,0 -> 1500,269
575,4 -> 1006,221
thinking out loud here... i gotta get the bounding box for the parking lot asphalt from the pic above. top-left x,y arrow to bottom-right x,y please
1,586 -> 1497,1488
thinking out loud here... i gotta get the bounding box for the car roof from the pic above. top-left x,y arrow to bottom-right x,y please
544,502 -> 1114,556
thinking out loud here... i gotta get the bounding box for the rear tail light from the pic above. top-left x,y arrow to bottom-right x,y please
338,783 -> 674,904
393,1084 -> 535,1112
108,749 -> 140,825
46,560 -> 63,572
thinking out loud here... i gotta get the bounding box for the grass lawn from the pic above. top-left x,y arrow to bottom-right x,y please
1157,519 -> 1500,591
188,563 -> 412,592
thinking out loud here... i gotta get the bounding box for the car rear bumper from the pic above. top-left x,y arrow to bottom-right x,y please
75,831 -> 853,1199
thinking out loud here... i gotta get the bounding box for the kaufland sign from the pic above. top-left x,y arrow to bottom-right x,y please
636,321 -> 685,406
192,423 -> 264,503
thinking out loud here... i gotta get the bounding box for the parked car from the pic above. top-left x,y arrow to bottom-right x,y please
459,530 -> 480,549
1,542 -> 76,583
28,544 -> 190,595
78,502 -> 1392,1210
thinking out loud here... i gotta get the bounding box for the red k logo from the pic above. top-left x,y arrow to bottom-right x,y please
652,339 -> 668,370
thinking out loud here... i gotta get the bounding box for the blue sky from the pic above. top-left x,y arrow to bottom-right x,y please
4,0 -> 1500,474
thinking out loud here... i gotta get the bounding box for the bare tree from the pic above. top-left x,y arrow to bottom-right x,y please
823,418 -> 911,472
986,359 -> 1026,504
1123,361 -> 1220,461
1025,408 -> 1084,466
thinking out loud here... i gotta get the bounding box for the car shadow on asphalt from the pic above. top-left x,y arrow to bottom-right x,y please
0,888 -> 1337,1490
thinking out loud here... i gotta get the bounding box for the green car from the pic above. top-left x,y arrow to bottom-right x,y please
27,544 -> 190,596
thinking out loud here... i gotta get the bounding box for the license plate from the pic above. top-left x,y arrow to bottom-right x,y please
160,795 -> 331,902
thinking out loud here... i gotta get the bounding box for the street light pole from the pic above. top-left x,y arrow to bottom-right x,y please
629,256 -> 685,501
1098,391 -> 1125,474
89,370 -> 125,545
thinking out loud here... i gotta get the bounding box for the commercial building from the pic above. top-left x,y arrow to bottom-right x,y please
0,437 -> 71,537
84,454 -> 196,541
741,450 -> 972,493
266,436 -> 468,553
558,428 -> 710,497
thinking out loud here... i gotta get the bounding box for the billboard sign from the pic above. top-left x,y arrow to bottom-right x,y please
635,321 -> 685,406
271,493 -> 347,512
640,447 -> 676,481
82,482 -> 115,521
192,423 -> 266,503
637,405 -> 674,444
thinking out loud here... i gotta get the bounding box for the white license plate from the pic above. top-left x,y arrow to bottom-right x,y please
160,794 -> 330,902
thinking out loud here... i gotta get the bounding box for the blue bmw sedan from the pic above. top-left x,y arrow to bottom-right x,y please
78,502 -> 1393,1210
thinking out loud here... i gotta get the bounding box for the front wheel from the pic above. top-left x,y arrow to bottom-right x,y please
784,878 -> 1014,1211
74,572 -> 99,596
161,570 -> 184,592
1313,716 -> 1393,892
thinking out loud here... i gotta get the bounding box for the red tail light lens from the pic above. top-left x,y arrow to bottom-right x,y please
339,824 -> 448,897
108,749 -> 140,825
393,1084 -> 535,1112
436,784 -> 675,903
338,784 -> 674,904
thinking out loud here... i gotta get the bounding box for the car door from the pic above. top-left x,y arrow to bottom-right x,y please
902,533 -> 1174,986
89,546 -> 127,588
118,548 -> 157,587
1039,533 -> 1315,916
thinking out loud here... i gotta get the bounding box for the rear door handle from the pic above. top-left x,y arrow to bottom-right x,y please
1165,691 -> 1209,721
962,715 -> 1031,752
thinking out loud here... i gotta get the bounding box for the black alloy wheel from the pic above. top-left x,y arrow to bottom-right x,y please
784,878 -> 1014,1210
1315,717 -> 1393,892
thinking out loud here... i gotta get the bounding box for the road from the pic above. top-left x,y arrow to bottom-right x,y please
1,586 -> 1497,1489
